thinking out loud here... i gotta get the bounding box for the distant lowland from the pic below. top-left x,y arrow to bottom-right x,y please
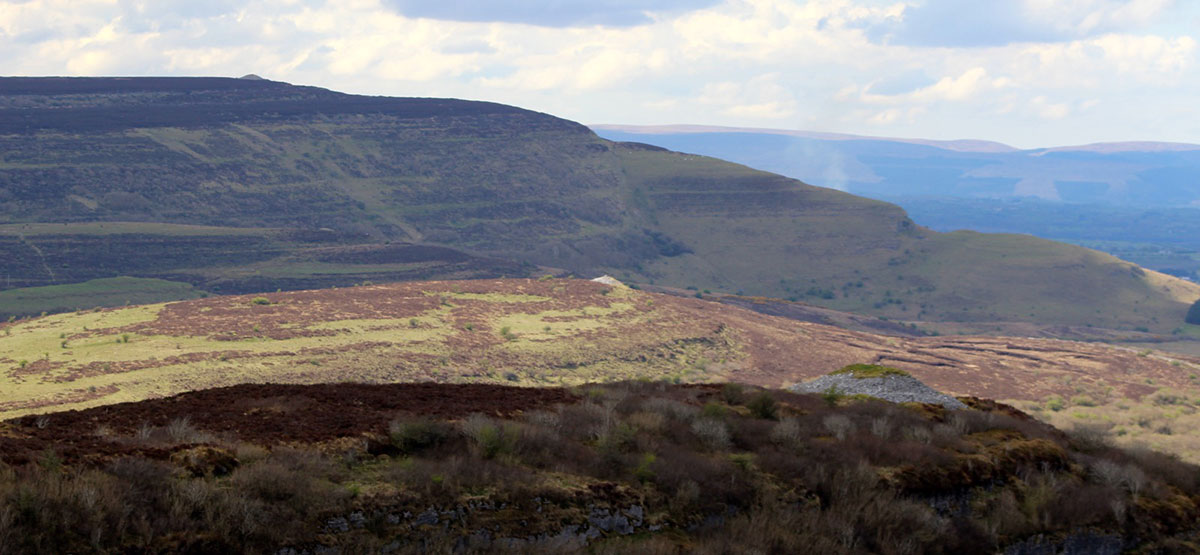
592,124 -> 1200,284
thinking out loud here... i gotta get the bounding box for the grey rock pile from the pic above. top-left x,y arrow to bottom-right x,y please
792,373 -> 967,410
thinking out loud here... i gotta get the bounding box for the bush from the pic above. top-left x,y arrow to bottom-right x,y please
499,326 -> 516,341
770,417 -> 802,447
691,418 -> 731,451
389,417 -> 454,455
747,392 -> 779,420
821,385 -> 844,407
823,415 -> 855,440
250,297 -> 271,306
721,384 -> 745,405
462,414 -> 518,459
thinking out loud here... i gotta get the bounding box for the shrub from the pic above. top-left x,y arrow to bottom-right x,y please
770,417 -> 802,447
821,385 -> 844,407
166,417 -> 213,444
627,411 -> 667,434
634,453 -> 657,483
721,384 -> 745,405
388,417 -> 453,455
691,418 -> 731,451
701,402 -> 728,418
1070,395 -> 1097,407
870,417 -> 892,439
461,414 -> 517,459
499,326 -> 516,341
250,297 -> 271,306
823,415 -> 855,440
641,397 -> 699,421
747,392 -> 779,420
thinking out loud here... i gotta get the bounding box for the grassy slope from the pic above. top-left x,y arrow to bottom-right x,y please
611,147 -> 1200,332
1,77 -> 1197,334
0,279 -> 837,418
4,278 -> 1200,461
0,277 -> 204,318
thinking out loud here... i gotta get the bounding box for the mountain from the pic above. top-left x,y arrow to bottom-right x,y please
4,278 -> 1200,462
2,77 -> 1198,334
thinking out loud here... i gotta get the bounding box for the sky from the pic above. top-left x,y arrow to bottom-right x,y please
1,0 -> 1198,148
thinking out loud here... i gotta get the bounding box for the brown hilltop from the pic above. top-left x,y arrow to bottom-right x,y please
1,278 -> 1195,414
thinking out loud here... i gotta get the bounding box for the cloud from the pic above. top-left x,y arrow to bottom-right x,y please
864,0 -> 1177,47
696,73 -> 798,120
866,70 -> 935,96
380,0 -> 721,27
0,0 -> 1196,147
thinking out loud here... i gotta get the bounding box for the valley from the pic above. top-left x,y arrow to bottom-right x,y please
3,77 -> 1200,552
1,77 -> 1198,340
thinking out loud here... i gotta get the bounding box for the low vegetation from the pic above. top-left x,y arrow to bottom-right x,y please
830,363 -> 911,379
0,381 -> 1197,553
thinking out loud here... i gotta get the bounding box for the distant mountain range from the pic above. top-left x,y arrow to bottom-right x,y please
593,124 -> 1200,282
592,124 -> 1200,206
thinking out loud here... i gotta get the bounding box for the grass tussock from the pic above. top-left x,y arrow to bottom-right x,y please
831,363 -> 912,379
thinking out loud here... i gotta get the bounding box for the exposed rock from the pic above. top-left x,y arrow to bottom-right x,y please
590,275 -> 626,288
793,370 -> 967,409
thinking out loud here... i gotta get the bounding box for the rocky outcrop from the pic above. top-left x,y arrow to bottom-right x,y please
793,372 -> 967,409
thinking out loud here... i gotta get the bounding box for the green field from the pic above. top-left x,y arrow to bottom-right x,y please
0,277 -> 205,319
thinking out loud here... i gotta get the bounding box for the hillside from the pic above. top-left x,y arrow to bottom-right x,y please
2,77 -> 1198,334
5,278 -> 1200,461
593,124 -> 1200,286
2,380 -> 1198,552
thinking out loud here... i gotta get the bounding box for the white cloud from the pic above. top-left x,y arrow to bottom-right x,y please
0,0 -> 1196,147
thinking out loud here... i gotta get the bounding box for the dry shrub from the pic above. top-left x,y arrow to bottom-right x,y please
166,416 -> 214,444
522,409 -> 561,430
386,455 -> 535,499
870,417 -> 892,439
626,411 -> 666,434
770,417 -> 802,447
747,392 -> 780,420
640,397 -> 699,422
691,418 -> 731,451
904,425 -> 933,445
461,414 -> 519,460
823,414 -> 855,441
388,416 -> 455,455
1069,422 -> 1115,453
559,402 -> 610,441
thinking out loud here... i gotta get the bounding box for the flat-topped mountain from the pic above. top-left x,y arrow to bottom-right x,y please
1,77 -> 1197,335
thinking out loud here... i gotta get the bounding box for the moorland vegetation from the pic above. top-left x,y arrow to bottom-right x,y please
2,381 -> 1198,553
